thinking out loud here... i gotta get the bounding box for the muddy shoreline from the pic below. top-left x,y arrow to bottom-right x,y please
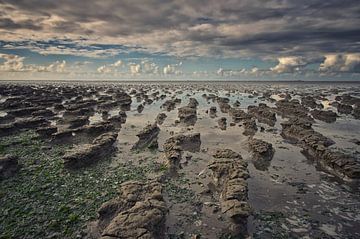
0,81 -> 359,239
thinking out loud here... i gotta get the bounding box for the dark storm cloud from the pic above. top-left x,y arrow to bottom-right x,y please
0,17 -> 42,30
0,0 -> 359,57
220,29 -> 360,52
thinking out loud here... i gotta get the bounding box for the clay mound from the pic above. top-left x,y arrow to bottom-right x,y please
281,118 -> 360,180
208,149 -> 251,236
178,106 -> 197,126
88,181 -> 167,239
213,148 -> 243,160
163,133 -> 201,153
163,133 -> 201,170
248,138 -> 274,171
63,132 -> 118,169
132,124 -> 160,150
311,109 -> 337,123
248,103 -> 276,126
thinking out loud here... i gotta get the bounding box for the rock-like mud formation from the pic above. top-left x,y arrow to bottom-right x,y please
87,180 -> 167,239
248,138 -> 274,171
275,99 -> 312,122
281,118 -> 360,179
248,103 -> 276,126
163,133 -> 201,169
217,117 -> 227,130
161,100 -> 176,112
311,109 -> 337,123
0,117 -> 50,137
178,106 -> 197,126
208,149 -> 251,236
155,113 -> 167,125
132,124 -> 160,150
243,118 -> 258,136
63,132 -> 118,168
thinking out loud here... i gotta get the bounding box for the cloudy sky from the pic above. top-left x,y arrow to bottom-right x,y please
0,0 -> 359,80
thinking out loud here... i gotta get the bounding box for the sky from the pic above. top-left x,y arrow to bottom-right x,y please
0,0 -> 359,81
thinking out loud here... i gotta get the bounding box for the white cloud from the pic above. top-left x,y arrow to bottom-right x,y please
163,62 -> 182,75
129,63 -> 141,75
112,60 -> 123,67
41,60 -> 66,73
319,53 -> 360,73
216,67 -> 262,77
271,56 -> 308,74
141,60 -> 159,74
97,60 -> 123,74
0,53 -> 67,73
0,53 -> 25,71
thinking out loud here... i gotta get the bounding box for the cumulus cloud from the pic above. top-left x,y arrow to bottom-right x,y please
216,67 -> 265,77
163,62 -> 182,75
39,60 -> 66,73
97,60 -> 123,73
271,57 -> 308,74
126,60 -> 163,75
141,60 -> 159,74
0,53 -> 25,71
129,63 -> 141,75
319,54 -> 360,73
0,53 -> 67,73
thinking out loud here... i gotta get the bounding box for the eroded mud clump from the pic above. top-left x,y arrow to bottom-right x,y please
36,126 -> 58,138
217,97 -> 231,113
52,121 -> 115,144
243,117 -> 257,136
161,100 -> 176,111
6,106 -> 46,117
208,149 -> 251,236
311,109 -> 338,123
218,117 -> 227,130
137,104 -> 144,113
229,108 -> 247,123
248,138 -> 274,171
275,99 -> 312,121
132,124 -> 160,150
281,118 -> 360,179
301,96 -> 322,109
248,103 -> 276,126
0,154 -> 20,179
87,180 -> 167,239
0,114 -> 14,125
353,106 -> 360,119
163,133 -> 201,169
0,117 -> 50,137
335,94 -> 360,106
68,116 -> 90,129
209,106 -> 217,118
155,113 -> 167,125
336,103 -> 353,115
188,97 -> 199,108
178,106 -> 197,126
163,133 -> 201,153
63,132 -> 118,169
281,118 -> 334,147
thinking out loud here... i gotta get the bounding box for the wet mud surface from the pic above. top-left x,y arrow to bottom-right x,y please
0,81 -> 359,239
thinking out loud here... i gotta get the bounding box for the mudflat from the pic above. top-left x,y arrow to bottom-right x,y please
0,81 -> 359,239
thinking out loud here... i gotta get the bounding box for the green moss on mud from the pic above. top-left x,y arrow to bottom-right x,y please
0,130 -> 147,239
